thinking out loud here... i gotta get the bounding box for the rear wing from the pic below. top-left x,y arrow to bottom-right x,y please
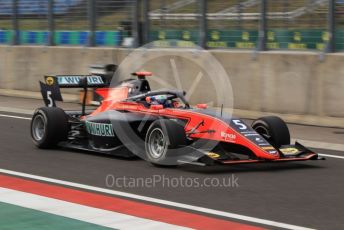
45,75 -> 106,88
40,75 -> 108,114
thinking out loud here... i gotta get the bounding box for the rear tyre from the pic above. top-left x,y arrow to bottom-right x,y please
251,116 -> 290,147
30,107 -> 69,149
145,119 -> 186,166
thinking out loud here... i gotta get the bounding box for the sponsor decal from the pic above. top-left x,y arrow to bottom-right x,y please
280,148 -> 299,155
45,76 -> 55,86
57,75 -> 104,85
207,152 -> 220,158
85,121 -> 114,137
240,131 -> 257,134
221,132 -> 236,142
244,133 -> 260,137
262,146 -> 278,155
262,146 -> 275,150
268,150 -> 278,155
255,137 -> 264,142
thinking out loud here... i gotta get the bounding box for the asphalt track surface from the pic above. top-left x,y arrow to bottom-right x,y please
0,111 -> 343,229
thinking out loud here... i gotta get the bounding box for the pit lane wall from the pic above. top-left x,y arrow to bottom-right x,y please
0,46 -> 343,126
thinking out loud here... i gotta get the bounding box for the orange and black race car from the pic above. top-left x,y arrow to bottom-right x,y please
31,72 -> 324,166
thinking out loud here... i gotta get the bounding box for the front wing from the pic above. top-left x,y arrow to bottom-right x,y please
196,142 -> 324,166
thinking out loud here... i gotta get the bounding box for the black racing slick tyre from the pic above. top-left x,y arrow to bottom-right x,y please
145,119 -> 186,166
30,107 -> 69,149
252,116 -> 290,148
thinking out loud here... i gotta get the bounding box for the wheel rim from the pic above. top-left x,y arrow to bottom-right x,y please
32,114 -> 46,141
148,128 -> 167,159
254,125 -> 271,140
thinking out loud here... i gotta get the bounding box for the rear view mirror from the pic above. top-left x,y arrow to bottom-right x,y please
150,105 -> 163,110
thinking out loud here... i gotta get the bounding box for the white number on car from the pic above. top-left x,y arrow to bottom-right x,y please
47,91 -> 53,107
232,119 -> 247,130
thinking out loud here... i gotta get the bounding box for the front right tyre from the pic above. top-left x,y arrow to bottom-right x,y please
31,107 -> 69,149
252,116 -> 290,148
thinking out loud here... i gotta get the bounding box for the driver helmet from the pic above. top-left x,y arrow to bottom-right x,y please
146,95 -> 172,107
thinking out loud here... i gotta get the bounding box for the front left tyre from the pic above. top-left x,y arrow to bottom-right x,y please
145,119 -> 187,166
30,107 -> 69,149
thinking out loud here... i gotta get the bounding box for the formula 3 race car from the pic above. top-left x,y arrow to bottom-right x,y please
30,71 -> 324,166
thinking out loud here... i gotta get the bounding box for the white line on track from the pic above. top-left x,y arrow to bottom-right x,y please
0,168 -> 313,230
319,153 -> 344,160
292,138 -> 344,152
0,114 -> 31,120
